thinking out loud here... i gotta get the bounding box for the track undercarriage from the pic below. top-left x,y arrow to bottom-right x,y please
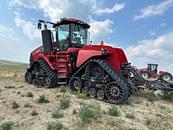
25,59 -> 173,104
70,59 -> 131,104
25,60 -> 58,88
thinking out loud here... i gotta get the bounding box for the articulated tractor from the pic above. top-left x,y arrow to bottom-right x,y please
25,18 -> 173,104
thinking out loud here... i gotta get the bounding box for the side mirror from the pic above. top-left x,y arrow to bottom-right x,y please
38,22 -> 42,29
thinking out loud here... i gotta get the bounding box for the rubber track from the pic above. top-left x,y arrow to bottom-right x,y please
71,59 -> 131,103
38,60 -> 58,87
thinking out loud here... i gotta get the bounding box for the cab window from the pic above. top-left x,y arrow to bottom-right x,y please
150,65 -> 157,72
71,24 -> 87,47
56,24 -> 69,50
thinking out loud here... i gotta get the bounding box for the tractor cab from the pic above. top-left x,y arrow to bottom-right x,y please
38,18 -> 90,52
54,18 -> 90,51
147,64 -> 158,73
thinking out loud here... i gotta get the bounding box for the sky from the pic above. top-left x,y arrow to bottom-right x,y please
0,0 -> 173,72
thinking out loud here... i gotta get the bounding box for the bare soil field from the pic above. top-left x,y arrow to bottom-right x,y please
0,61 -> 173,130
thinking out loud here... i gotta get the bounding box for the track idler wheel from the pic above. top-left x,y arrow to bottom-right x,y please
25,71 -> 33,84
97,89 -> 105,100
88,88 -> 97,98
43,75 -> 57,88
44,77 -> 52,88
70,77 -> 82,91
105,81 -> 125,104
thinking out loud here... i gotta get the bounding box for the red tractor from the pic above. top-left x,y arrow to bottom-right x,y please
138,64 -> 172,81
25,18 -> 173,104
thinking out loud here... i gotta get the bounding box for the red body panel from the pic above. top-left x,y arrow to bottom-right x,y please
77,44 -> 128,73
158,71 -> 169,77
31,43 -> 128,77
76,50 -> 103,68
32,46 -> 57,69
66,48 -> 80,53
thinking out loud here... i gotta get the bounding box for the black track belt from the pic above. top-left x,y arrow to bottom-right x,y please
70,59 -> 131,103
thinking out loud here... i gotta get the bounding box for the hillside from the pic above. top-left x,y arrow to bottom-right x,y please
0,59 -> 28,72
0,60 -> 173,130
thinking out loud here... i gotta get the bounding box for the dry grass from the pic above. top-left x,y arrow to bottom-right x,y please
0,66 -> 173,130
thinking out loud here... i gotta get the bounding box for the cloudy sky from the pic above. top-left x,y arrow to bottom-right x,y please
0,0 -> 173,72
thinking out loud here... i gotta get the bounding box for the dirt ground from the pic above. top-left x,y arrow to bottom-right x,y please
0,72 -> 173,130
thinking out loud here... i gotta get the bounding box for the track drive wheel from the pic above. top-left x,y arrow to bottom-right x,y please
105,81 -> 126,104
85,62 -> 104,78
69,77 -> 82,91
25,71 -> 33,84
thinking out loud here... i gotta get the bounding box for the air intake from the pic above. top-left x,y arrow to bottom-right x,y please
41,30 -> 53,52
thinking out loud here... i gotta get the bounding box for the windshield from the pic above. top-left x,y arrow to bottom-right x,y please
150,65 -> 157,72
56,23 -> 88,50
56,24 -> 69,50
71,24 -> 88,45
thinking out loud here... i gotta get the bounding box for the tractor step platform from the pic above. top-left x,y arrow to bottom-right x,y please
57,82 -> 67,85
58,76 -> 67,78
57,52 -> 69,79
57,78 -> 68,85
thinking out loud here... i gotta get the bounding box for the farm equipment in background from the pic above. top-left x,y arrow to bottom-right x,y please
25,18 -> 173,104
137,64 -> 172,82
